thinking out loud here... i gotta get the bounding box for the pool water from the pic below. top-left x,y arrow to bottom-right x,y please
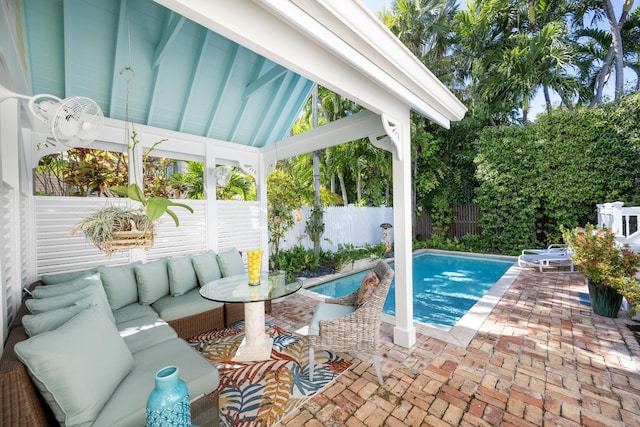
309,252 -> 514,327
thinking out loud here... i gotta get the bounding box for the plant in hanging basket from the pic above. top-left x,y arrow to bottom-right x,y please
71,131 -> 193,254
71,206 -> 154,255
561,223 -> 640,316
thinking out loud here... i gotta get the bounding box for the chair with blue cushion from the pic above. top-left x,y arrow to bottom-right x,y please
307,260 -> 394,385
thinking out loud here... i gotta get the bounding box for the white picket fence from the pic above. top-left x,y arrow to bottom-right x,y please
279,205 -> 394,252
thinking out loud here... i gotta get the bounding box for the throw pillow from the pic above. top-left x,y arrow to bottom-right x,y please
191,251 -> 222,285
22,296 -> 95,337
135,259 -> 170,305
14,306 -> 134,427
168,256 -> 198,296
40,267 -> 99,285
25,275 -> 116,324
98,262 -> 141,310
356,270 -> 380,307
217,249 -> 245,277
31,273 -> 100,298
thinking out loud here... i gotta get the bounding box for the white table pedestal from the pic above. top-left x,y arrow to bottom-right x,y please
233,301 -> 273,362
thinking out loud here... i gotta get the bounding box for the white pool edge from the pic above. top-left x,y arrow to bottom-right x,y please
298,250 -> 521,349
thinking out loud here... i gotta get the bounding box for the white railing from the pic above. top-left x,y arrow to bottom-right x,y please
279,205 -> 393,252
597,202 -> 640,248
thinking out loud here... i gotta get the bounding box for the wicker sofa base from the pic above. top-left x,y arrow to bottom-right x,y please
168,305 -> 225,339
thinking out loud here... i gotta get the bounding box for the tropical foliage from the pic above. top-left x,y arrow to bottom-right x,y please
561,223 -> 640,314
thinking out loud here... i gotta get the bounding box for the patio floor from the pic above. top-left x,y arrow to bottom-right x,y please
267,268 -> 640,427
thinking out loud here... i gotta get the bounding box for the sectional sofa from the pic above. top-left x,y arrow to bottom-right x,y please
0,248 -> 268,426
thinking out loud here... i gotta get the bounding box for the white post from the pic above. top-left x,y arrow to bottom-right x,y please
609,201 -> 625,236
204,144 -> 219,251
391,111 -> 416,348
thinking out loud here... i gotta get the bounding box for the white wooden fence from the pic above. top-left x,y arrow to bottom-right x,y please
597,201 -> 640,249
279,205 -> 394,251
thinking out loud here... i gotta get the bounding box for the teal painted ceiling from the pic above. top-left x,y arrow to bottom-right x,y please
19,0 -> 315,147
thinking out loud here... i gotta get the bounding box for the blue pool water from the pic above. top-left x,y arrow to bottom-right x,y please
310,252 -> 514,327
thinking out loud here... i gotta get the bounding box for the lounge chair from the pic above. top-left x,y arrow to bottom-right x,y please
518,244 -> 574,273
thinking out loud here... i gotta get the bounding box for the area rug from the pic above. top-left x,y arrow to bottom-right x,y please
188,321 -> 352,427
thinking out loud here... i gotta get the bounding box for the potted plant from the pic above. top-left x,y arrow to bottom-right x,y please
561,223 -> 640,317
71,131 -> 193,254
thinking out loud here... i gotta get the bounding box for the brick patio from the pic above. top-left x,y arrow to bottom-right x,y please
267,269 -> 640,427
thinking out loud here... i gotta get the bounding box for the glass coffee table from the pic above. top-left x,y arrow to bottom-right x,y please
199,273 -> 302,362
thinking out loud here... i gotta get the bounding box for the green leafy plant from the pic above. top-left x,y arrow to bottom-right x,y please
110,131 -> 193,226
561,223 -> 640,314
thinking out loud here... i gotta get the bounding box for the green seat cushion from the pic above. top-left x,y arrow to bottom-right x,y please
168,256 -> 198,296
98,262 -> 141,310
117,315 -> 177,354
308,302 -> 356,336
31,274 -> 98,298
22,296 -> 95,337
217,249 -> 245,277
151,288 -> 224,322
40,267 -> 99,285
112,303 -> 158,325
191,251 -> 222,286
14,307 -> 134,427
135,259 -> 170,305
25,275 -> 116,324
91,338 -> 219,427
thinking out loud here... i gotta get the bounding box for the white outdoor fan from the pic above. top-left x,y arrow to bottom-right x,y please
213,166 -> 232,186
26,94 -> 104,147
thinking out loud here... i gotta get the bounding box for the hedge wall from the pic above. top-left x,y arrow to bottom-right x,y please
474,93 -> 640,254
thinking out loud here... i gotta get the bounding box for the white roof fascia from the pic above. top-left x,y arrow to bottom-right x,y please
261,110 -> 385,163
305,0 -> 467,121
153,0 -> 464,128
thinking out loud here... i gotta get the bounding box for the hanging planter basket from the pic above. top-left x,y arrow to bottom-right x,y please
105,225 -> 155,254
72,206 -> 155,255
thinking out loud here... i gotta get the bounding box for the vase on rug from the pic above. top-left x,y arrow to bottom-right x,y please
146,365 -> 191,427
587,279 -> 624,318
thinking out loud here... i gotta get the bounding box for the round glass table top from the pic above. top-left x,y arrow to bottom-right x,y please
199,273 -> 302,303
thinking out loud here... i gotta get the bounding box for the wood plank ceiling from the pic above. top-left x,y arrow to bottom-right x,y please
20,0 -> 315,148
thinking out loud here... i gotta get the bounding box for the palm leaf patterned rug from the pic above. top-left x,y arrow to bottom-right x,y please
188,321 -> 352,427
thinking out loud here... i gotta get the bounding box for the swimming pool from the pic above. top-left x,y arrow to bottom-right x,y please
308,252 -> 514,328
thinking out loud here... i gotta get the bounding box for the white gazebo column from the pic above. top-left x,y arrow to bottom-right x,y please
390,111 -> 416,348
204,144 -> 219,252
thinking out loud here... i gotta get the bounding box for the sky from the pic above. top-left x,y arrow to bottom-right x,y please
359,0 -> 636,120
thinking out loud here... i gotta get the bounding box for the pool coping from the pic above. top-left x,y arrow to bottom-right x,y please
297,249 -> 521,348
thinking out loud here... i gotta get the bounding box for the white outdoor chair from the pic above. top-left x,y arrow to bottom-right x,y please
518,244 -> 574,273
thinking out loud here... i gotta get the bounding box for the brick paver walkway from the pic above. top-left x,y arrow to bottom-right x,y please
267,269 -> 640,427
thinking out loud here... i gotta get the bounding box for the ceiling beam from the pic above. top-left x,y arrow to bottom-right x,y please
262,109 -> 384,161
205,43 -> 239,137
248,72 -> 291,146
178,28 -> 210,131
152,12 -> 186,69
227,57 -> 265,142
243,64 -> 286,99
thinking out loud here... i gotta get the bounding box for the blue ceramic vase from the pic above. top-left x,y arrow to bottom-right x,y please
146,366 -> 191,427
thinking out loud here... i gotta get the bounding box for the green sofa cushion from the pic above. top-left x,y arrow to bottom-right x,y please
91,338 -> 219,427
151,288 -> 224,322
168,256 -> 198,296
112,303 -> 158,325
98,262 -> 141,310
22,297 -> 94,337
40,267 -> 99,285
191,251 -> 222,285
31,274 -> 97,298
216,249 -> 245,277
308,301 -> 356,336
135,259 -> 170,305
25,275 -> 115,324
116,315 -> 178,354
14,307 -> 134,427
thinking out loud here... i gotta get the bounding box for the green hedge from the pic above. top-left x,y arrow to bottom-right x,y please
473,93 -> 640,254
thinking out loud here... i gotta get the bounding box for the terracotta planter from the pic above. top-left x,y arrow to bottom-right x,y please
587,279 -> 624,318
